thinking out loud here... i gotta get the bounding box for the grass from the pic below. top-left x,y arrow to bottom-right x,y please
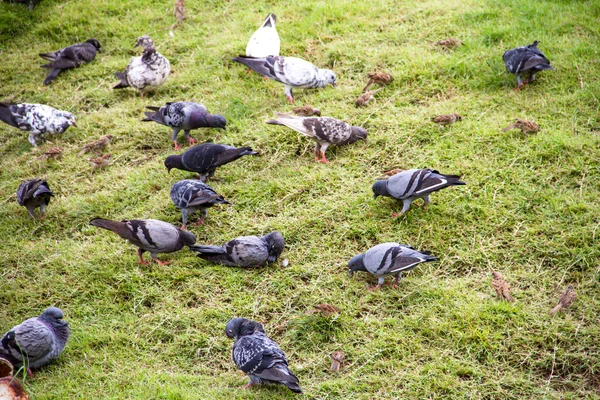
1,0 -> 600,398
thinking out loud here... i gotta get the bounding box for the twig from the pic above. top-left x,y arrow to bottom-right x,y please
576,65 -> 584,89
579,171 -> 585,198
545,337 -> 558,390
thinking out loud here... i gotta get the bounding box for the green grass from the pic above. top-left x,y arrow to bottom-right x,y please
1,0 -> 600,398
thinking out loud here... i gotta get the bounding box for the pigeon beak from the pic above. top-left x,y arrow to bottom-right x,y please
331,82 -> 337,87
134,42 -> 140,48
348,270 -> 354,277
72,122 -> 78,127
373,193 -> 379,199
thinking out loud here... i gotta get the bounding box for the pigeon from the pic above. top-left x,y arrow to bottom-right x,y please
363,71 -> 393,92
372,168 -> 466,217
292,105 -> 321,117
36,146 -> 63,160
355,89 -> 382,107
503,40 -> 554,90
6,0 -> 41,11
434,38 -> 462,50
190,231 -> 284,267
0,102 -> 76,147
491,271 -> 514,302
89,218 -> 196,265
330,351 -> 345,372
245,13 -> 280,59
348,243 -> 438,289
89,153 -> 111,169
550,285 -> 576,315
0,307 -> 69,375
16,179 -> 54,219
114,36 -> 170,96
164,143 -> 258,181
502,118 -> 540,134
170,179 -> 229,229
79,134 -> 113,155
38,38 -> 101,85
266,113 -> 367,163
431,113 -> 461,131
142,102 -> 226,150
225,317 -> 302,393
232,55 -> 336,102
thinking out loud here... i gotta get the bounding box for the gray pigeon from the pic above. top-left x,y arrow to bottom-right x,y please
0,102 -> 76,146
348,243 -> 438,289
190,232 -> 284,267
16,179 -> 54,218
39,38 -> 102,85
170,179 -> 229,229
232,55 -> 336,102
225,317 -> 302,393
5,0 -> 41,11
164,143 -> 258,181
0,307 -> 69,375
143,102 -> 226,150
503,40 -> 554,90
372,169 -> 465,216
89,218 -> 196,265
266,112 -> 367,163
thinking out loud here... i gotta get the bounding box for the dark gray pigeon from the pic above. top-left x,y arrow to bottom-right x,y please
143,102 -> 226,150
503,40 -> 554,90
170,179 -> 229,229
266,112 -> 367,163
5,0 -> 42,11
89,218 -> 196,265
39,38 -> 101,85
232,55 -> 336,102
372,168 -> 465,217
0,102 -> 76,146
164,143 -> 258,181
190,231 -> 284,267
225,317 -> 302,393
16,179 -> 54,218
0,307 -> 69,375
348,243 -> 438,289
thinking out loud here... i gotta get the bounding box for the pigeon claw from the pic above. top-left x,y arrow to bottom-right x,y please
194,218 -> 206,226
287,95 -> 294,104
391,212 -> 403,218
174,141 -> 182,151
27,368 -> 34,378
180,224 -> 187,231
187,136 -> 197,145
368,284 -> 382,291
154,259 -> 171,266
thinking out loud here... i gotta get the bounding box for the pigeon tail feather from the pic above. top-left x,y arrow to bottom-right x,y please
189,245 -> 225,255
113,72 -> 129,88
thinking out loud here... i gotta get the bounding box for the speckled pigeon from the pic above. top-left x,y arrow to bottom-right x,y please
16,179 -> 54,218
170,179 -> 229,229
348,243 -> 437,289
372,168 -> 465,217
0,102 -> 76,146
38,38 -> 101,85
232,55 -> 336,102
225,317 -> 302,393
266,112 -> 367,163
190,232 -> 284,267
0,307 -> 69,375
143,102 -> 226,150
503,40 -> 554,90
89,218 -> 196,265
245,13 -> 280,58
164,143 -> 258,181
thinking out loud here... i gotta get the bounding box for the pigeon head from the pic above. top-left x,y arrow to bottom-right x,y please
41,307 -> 64,320
207,114 -> 227,129
164,155 -> 184,173
348,253 -> 366,276
135,35 -> 154,49
528,40 -> 540,48
180,229 -> 197,246
349,126 -> 368,143
263,231 -> 285,263
86,38 -> 102,51
321,69 -> 337,87
62,112 -> 77,127
225,318 -> 265,339
372,179 -> 389,198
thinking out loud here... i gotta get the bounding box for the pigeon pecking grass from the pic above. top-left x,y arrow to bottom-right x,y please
170,179 -> 229,229
16,179 -> 54,219
503,40 -> 554,91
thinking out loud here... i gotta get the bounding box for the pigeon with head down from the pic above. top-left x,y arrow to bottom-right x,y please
245,13 -> 280,58
17,179 -> 54,218
170,179 -> 229,229
39,38 -> 101,85
503,40 -> 554,90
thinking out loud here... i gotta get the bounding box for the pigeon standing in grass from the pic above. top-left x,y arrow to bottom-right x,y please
245,13 -> 280,59
266,113 -> 367,163
143,102 -> 226,150
16,179 -> 53,219
170,179 -> 229,229
190,232 -> 284,267
372,168 -> 466,217
225,318 -> 302,393
6,0 -> 42,11
232,55 -> 336,102
503,40 -> 554,90
348,243 -> 438,289
89,218 -> 196,265
164,143 -> 258,181
0,102 -> 76,147
38,38 -> 101,85
550,285 -> 576,315
0,307 -> 69,376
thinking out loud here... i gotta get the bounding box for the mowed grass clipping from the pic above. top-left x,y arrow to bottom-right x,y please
1,0 -> 599,398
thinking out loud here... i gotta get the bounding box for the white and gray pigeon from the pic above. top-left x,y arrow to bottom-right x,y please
232,55 -> 336,102
170,179 -> 229,230
503,40 -> 554,90
164,142 -> 258,181
245,13 -> 280,58
372,168 -> 465,217
142,102 -> 226,150
114,36 -> 170,96
225,317 -> 302,393
348,243 -> 438,289
266,112 -> 367,163
0,102 -> 76,146
0,307 -> 70,375
38,38 -> 102,85
89,218 -> 196,265
16,179 -> 54,219
190,232 -> 284,267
